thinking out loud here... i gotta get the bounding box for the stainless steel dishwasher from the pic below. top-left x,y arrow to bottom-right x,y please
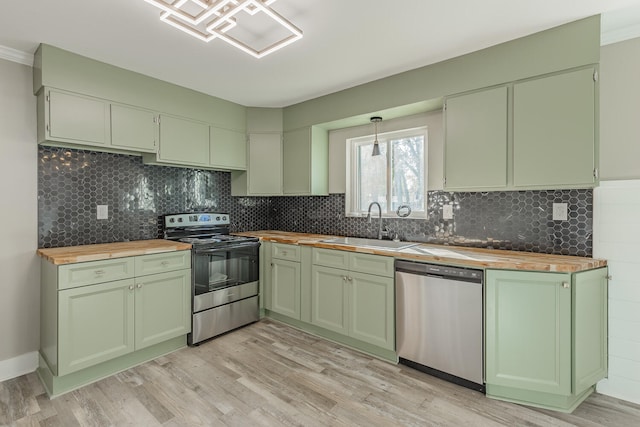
395,260 -> 484,392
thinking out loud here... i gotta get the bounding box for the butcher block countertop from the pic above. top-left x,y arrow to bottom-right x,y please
235,231 -> 606,273
37,239 -> 192,265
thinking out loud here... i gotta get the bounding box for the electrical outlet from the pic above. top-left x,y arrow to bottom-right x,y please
97,204 -> 109,220
552,203 -> 568,221
443,204 -> 454,220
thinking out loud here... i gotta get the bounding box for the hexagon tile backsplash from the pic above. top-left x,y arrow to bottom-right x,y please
38,147 -> 593,256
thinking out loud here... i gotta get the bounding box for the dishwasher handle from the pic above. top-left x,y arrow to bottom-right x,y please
395,260 -> 483,283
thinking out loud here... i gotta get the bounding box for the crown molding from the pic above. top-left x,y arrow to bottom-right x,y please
0,45 -> 34,66
601,23 -> 640,46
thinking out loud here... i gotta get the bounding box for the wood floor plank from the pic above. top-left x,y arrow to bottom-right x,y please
2,319 -> 640,426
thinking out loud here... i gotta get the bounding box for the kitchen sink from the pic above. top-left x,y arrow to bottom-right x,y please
320,237 -> 420,251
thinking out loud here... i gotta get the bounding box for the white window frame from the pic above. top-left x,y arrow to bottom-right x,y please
345,126 -> 428,218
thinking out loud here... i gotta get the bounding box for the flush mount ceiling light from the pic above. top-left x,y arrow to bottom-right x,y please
144,0 -> 303,58
370,116 -> 382,156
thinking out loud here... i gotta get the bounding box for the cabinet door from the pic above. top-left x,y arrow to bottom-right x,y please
283,127 -> 311,195
573,267 -> 608,395
283,127 -> 328,195
58,279 -> 135,375
135,270 -> 191,350
111,104 -> 157,153
271,259 -> 300,319
310,266 -> 349,335
210,126 -> 246,170
485,270 -> 571,395
158,114 -> 210,166
47,89 -> 110,146
513,67 -> 596,188
444,86 -> 508,190
349,272 -> 395,350
248,133 -> 282,195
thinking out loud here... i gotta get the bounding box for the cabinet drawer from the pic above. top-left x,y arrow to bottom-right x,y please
313,248 -> 349,269
349,253 -> 394,277
272,243 -> 300,261
135,250 -> 191,276
58,258 -> 135,290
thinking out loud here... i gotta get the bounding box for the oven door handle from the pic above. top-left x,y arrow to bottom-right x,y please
194,242 -> 260,254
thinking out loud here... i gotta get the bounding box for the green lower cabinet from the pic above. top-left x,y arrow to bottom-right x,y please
58,279 -> 135,376
485,268 -> 608,412
39,251 -> 191,397
310,250 -> 395,351
311,266 -> 349,334
348,271 -> 394,350
271,258 -> 301,319
134,270 -> 191,350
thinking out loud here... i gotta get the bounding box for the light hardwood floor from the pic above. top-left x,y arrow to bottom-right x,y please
2,319 -> 639,426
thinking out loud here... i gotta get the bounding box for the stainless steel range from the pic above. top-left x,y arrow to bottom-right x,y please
163,213 -> 260,345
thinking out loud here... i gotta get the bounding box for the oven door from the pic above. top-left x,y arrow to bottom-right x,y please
192,242 -> 260,313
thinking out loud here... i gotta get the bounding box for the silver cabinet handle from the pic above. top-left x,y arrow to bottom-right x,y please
562,282 -> 570,289
128,285 -> 134,290
137,283 -> 142,289
348,277 -> 353,282
161,260 -> 170,266
94,270 -> 105,275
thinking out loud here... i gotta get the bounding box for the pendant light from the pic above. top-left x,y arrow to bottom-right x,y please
370,116 -> 382,156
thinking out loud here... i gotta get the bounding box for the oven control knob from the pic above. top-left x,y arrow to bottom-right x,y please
169,218 -> 175,223
178,218 -> 183,223
216,216 -> 220,221
222,216 -> 227,221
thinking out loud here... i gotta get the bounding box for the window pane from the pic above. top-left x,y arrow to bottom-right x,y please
391,136 -> 424,212
358,143 -> 388,212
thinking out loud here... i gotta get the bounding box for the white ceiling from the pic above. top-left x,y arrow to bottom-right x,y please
2,0 -> 640,108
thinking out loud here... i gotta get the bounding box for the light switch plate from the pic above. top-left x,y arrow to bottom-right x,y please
97,204 -> 109,220
443,204 -> 454,220
552,203 -> 568,221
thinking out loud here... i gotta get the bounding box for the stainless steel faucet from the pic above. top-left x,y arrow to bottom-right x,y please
367,202 -> 383,239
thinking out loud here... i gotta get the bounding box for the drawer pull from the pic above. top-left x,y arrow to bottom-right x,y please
281,251 -> 288,256
161,261 -> 170,266
94,270 -> 105,275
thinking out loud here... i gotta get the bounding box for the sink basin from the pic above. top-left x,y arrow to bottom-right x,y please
320,237 -> 420,251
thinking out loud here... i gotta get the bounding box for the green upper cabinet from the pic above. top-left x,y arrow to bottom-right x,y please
232,133 -> 283,196
209,126 -> 246,170
443,66 -> 597,191
283,126 -> 328,195
485,267 -> 608,412
513,67 -> 597,188
154,114 -> 210,167
444,86 -> 508,190
110,104 -> 158,153
39,88 -> 110,147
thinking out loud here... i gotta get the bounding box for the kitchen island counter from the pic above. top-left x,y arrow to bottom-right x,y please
235,230 -> 605,273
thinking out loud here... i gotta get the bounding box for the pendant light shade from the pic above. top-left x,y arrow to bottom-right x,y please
371,116 -> 382,156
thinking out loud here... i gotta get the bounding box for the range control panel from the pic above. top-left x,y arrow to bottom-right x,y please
164,212 -> 229,228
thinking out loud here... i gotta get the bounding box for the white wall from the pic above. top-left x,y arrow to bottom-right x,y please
328,110 -> 443,194
594,181 -> 640,404
0,58 -> 39,380
594,37 -> 640,404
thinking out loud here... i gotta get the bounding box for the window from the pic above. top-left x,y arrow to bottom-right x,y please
346,127 -> 427,218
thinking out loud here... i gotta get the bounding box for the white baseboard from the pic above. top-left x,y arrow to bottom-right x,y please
0,352 -> 38,382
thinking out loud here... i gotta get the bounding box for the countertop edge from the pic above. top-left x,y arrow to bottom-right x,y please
237,231 -> 606,273
37,239 -> 192,265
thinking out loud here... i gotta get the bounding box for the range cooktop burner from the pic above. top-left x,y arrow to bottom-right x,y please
163,213 -> 259,249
